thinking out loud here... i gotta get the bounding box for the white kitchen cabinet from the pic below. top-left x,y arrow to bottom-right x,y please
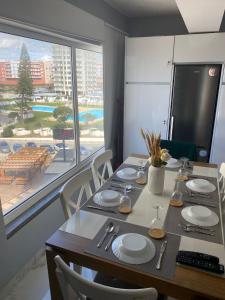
174,32 -> 225,63
123,84 -> 171,159
210,84 -> 225,165
125,36 -> 174,83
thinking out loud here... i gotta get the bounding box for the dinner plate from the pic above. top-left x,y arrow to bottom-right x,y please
112,233 -> 156,264
181,205 -> 219,227
186,179 -> 216,193
93,190 -> 121,207
166,158 -> 182,169
116,167 -> 140,180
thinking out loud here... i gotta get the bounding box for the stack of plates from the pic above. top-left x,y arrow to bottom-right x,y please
116,167 -> 140,180
181,205 -> 219,227
93,190 -> 121,207
186,179 -> 216,193
112,233 -> 156,264
166,158 -> 182,169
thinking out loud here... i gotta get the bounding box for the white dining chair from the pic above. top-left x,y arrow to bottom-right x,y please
54,255 -> 158,300
91,149 -> 113,190
219,163 -> 225,202
60,168 -> 93,219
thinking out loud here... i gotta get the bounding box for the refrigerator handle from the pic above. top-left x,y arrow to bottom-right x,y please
169,116 -> 174,141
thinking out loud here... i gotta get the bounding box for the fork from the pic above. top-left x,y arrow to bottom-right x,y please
181,225 -> 215,236
182,223 -> 215,232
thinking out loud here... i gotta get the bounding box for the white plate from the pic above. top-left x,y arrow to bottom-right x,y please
181,206 -> 219,227
112,233 -> 156,264
93,190 -> 121,207
116,167 -> 140,180
166,158 -> 182,169
186,179 -> 216,193
100,190 -> 119,202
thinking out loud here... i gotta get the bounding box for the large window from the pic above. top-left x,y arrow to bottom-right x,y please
0,29 -> 104,218
76,49 -> 104,160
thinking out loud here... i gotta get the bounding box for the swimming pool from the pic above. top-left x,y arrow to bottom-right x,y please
32,105 -> 103,122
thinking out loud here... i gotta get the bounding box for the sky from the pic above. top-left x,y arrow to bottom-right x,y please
0,32 -> 56,61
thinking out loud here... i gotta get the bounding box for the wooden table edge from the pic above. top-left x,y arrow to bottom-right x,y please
46,230 -> 225,300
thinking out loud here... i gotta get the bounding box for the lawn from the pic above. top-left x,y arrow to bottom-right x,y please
15,111 -> 58,130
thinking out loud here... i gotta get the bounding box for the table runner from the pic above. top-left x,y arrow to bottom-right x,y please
85,218 -> 181,280
164,176 -> 223,244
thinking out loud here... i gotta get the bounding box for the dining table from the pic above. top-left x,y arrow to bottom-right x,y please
45,153 -> 225,300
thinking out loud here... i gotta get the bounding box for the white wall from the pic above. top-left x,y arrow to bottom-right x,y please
0,0 -> 125,289
0,0 -> 104,42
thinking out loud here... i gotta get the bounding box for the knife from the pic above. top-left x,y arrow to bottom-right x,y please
156,240 -> 167,270
87,205 -> 117,214
105,225 -> 120,251
185,199 -> 216,208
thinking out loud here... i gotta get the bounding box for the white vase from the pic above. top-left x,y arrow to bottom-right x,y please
148,165 -> 165,195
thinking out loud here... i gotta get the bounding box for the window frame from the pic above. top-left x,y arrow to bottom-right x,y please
0,21 -> 104,225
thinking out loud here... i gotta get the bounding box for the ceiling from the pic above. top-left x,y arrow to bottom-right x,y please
104,0 -> 179,18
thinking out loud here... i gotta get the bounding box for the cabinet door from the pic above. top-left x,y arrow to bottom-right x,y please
174,33 -> 225,63
210,84 -> 225,164
123,84 -> 171,159
125,36 -> 174,83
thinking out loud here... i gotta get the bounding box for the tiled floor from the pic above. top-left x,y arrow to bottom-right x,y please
0,249 -> 49,300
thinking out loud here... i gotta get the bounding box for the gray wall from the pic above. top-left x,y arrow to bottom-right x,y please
129,12 -> 225,37
129,14 -> 188,37
0,0 -> 126,289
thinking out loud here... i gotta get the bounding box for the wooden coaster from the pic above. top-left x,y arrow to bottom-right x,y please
169,199 -> 184,207
177,175 -> 188,181
118,206 -> 132,214
136,177 -> 146,185
148,228 -> 166,240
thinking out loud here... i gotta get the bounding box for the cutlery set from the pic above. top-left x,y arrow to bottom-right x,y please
97,222 -> 120,251
186,189 -> 211,198
184,199 -> 216,208
179,223 -> 215,236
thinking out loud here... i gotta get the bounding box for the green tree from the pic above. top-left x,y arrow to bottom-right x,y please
2,126 -> 13,137
53,106 -> 72,126
17,43 -> 33,121
8,111 -> 19,120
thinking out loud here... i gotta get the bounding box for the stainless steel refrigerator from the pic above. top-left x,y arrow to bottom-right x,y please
170,64 -> 221,162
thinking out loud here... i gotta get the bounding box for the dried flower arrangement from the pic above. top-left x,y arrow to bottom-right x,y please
141,128 -> 171,167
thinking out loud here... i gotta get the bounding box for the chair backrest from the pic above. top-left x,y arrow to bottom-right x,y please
219,163 -> 225,202
54,255 -> 158,300
60,168 -> 93,219
160,139 -> 197,161
91,150 -> 113,190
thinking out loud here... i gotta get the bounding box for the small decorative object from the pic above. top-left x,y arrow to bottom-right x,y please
141,129 -> 170,194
